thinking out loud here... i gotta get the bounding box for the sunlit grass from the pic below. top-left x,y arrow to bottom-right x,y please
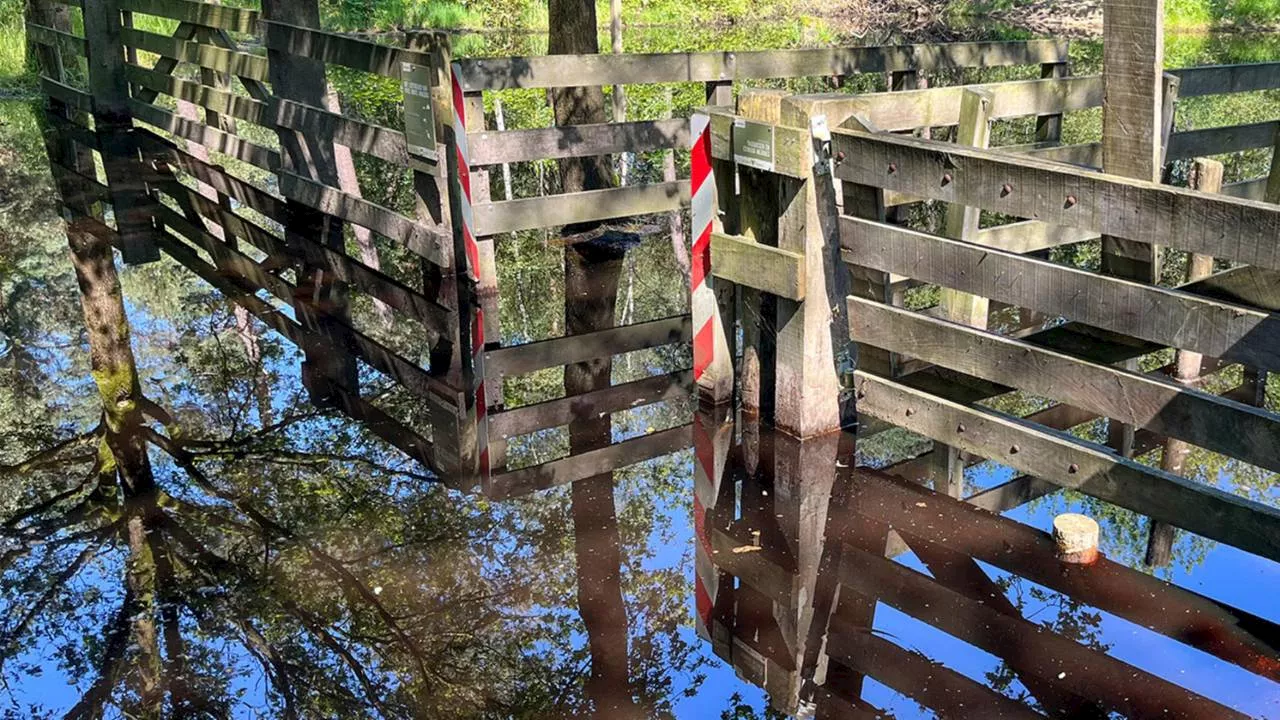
0,21 -> 29,90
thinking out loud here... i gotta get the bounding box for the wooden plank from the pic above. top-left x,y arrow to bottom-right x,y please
1101,0 -> 1164,283
486,315 -> 692,376
971,220 -> 1097,253
487,425 -> 691,499
39,77 -> 94,113
129,99 -> 280,171
271,98 -> 423,169
261,20 -> 431,77
453,39 -> 1068,91
118,0 -> 260,33
1182,265 -> 1280,312
471,181 -> 689,235
278,170 -> 451,267
1171,61 -> 1280,97
119,26 -> 268,81
852,371 -> 1280,563
25,22 -> 87,57
849,297 -> 1280,472
1167,121 -> 1279,160
788,75 -> 1104,134
469,118 -> 690,165
489,369 -> 691,439
151,167 -> 457,337
710,232 -> 805,300
841,216 -> 1280,372
126,64 -> 272,127
136,128 -> 284,216
831,129 -> 1280,272
939,88 -> 992,331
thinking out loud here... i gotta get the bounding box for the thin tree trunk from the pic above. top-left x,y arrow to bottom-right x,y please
609,0 -> 627,186
548,0 -> 639,715
663,86 -> 690,280
325,86 -> 392,325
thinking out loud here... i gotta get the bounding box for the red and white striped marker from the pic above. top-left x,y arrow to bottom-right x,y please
690,113 -> 716,388
450,64 -> 490,483
693,413 -> 731,640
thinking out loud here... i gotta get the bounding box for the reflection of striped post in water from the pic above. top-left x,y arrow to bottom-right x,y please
690,113 -> 731,404
693,412 -> 733,651
450,63 -> 490,484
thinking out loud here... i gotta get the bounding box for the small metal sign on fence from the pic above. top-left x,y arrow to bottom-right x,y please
733,118 -> 775,172
402,62 -> 438,161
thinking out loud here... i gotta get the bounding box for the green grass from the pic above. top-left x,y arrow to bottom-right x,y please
0,0 -> 30,91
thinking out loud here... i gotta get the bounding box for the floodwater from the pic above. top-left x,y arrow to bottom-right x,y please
1,21 -> 1279,720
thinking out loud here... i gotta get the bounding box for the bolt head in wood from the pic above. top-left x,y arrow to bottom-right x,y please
1000,183 -> 1013,197
836,151 -> 846,162
1064,194 -> 1078,208
941,173 -> 953,186
888,162 -> 897,174
1009,444 -> 1019,454
956,423 -> 966,433
1053,513 -> 1100,564
1068,463 -> 1079,474
905,408 -> 915,416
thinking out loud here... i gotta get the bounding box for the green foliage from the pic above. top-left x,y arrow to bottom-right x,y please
0,0 -> 29,89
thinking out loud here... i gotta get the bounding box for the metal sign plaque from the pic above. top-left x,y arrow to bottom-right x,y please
402,62 -> 438,161
732,118 -> 775,172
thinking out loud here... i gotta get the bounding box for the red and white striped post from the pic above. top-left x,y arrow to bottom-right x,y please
693,410 -> 733,648
690,112 -> 733,405
450,63 -> 490,485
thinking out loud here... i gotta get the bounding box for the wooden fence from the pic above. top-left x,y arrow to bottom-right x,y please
28,0 -> 1082,497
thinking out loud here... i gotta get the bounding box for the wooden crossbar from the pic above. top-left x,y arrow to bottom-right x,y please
853,371 -> 1280,563
832,130 -> 1280,272
120,26 -> 268,81
453,39 -> 1069,91
119,0 -> 260,33
841,216 -> 1280,371
486,315 -> 692,376
471,181 -> 690,236
261,20 -> 433,78
849,297 -> 1280,472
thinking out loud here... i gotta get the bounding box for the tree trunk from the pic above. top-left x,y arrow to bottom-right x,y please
548,1 -> 637,715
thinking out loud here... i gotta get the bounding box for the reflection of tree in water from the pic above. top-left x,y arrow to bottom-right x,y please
0,118 -> 701,718
982,573 -> 1110,715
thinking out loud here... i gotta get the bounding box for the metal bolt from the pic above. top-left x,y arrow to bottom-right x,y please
1010,444 -> 1020,454
856,389 -> 867,399
1001,183 -> 1013,197
1065,194 -> 1078,208
836,151 -> 846,162
1068,463 -> 1079,474
941,173 -> 953,186
905,408 -> 915,416
957,423 -> 966,433
888,162 -> 897,174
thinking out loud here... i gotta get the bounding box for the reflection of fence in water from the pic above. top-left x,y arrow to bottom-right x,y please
695,410 -> 1279,718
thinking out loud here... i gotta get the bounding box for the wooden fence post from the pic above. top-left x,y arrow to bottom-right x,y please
1035,60 -> 1069,144
771,95 -> 845,438
1101,0 -> 1165,284
262,0 -> 359,409
1146,156 -> 1222,567
82,0 -> 159,264
932,88 -> 993,498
